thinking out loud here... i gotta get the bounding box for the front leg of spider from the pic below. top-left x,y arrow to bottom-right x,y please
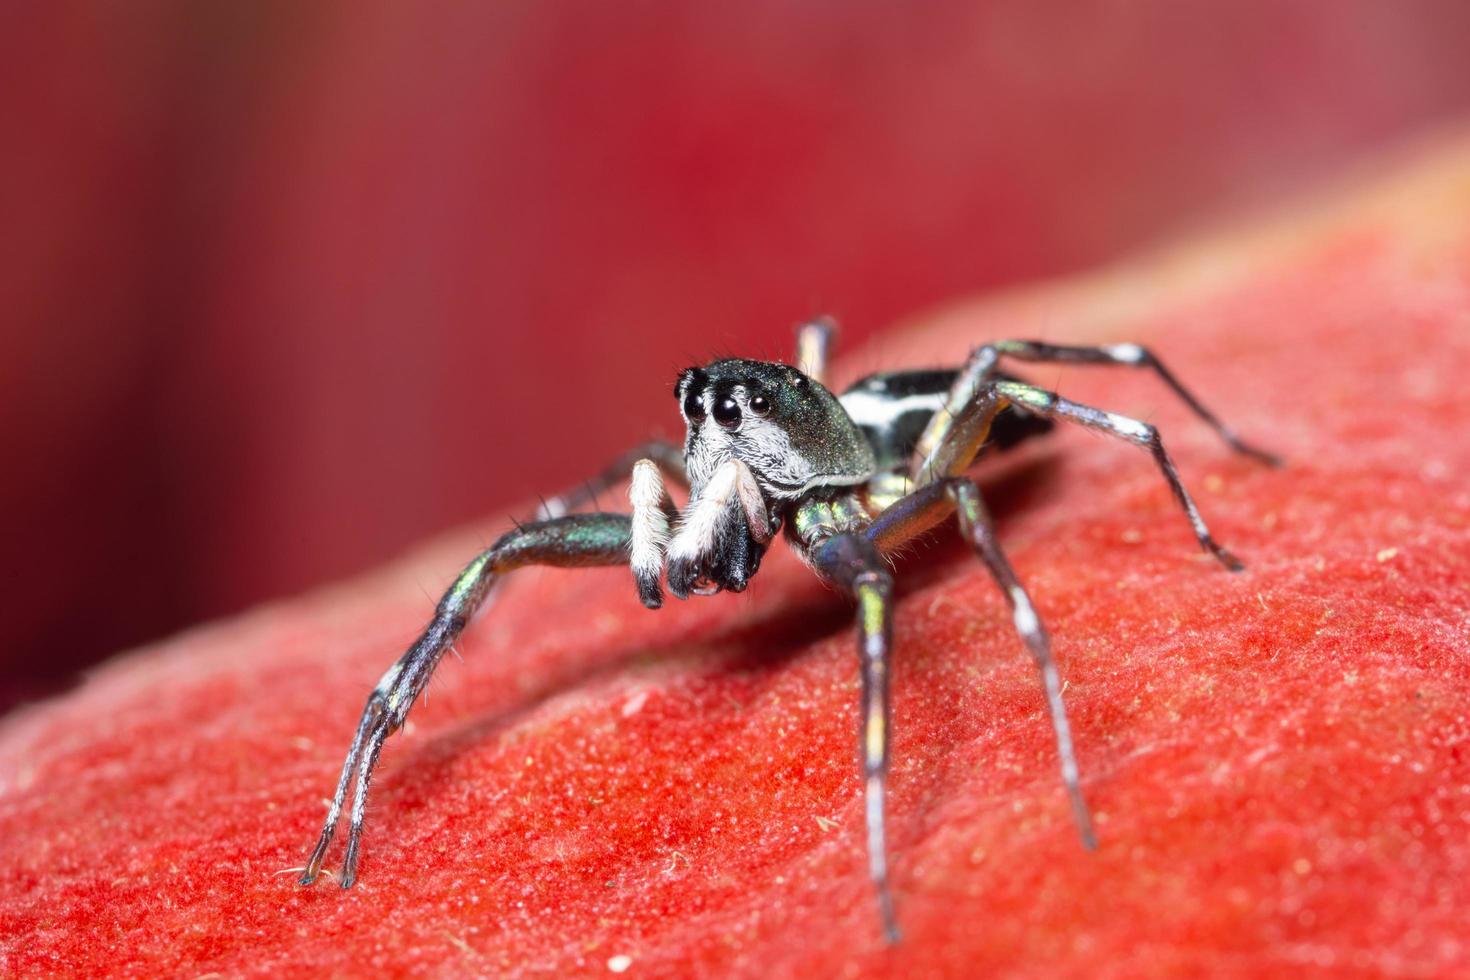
865,478 -> 1097,848
807,530 -> 901,944
299,513 -> 635,887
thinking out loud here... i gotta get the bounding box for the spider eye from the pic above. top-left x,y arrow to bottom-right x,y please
748,393 -> 771,417
713,396 -> 741,428
683,391 -> 706,423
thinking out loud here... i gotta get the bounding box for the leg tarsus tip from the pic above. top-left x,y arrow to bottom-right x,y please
1068,791 -> 1098,850
876,892 -> 902,945
1207,541 -> 1245,572
1222,429 -> 1282,468
339,842 -> 360,889
300,836 -> 331,887
1245,445 -> 1284,468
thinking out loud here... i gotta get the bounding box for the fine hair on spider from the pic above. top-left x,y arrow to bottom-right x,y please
299,318 -> 1280,943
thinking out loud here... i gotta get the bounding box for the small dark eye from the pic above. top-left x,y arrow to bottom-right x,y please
713,396 -> 741,428
748,393 -> 771,417
683,391 -> 706,422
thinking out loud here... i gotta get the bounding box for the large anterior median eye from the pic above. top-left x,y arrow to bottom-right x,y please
683,391 -> 706,423
713,396 -> 741,428
748,393 -> 771,417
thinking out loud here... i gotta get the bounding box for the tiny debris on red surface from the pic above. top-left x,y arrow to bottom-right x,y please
3,136 -> 1470,978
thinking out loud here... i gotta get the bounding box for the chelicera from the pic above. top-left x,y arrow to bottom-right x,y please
299,319 -> 1277,941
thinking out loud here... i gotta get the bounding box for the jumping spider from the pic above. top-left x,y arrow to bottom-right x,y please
300,319 -> 1277,941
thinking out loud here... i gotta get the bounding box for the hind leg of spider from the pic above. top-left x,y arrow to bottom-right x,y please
534,441 -> 687,520
866,478 -> 1097,849
795,316 -> 838,384
987,340 -> 1280,465
808,531 -> 900,944
911,379 -> 1245,571
300,513 -> 635,888
911,340 -> 1279,472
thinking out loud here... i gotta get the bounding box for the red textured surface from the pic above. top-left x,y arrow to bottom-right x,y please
4,139 -> 1470,976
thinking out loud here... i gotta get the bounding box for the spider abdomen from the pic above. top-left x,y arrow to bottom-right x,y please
840,369 -> 1054,470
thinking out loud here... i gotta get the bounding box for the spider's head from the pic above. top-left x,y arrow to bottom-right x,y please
663,359 -> 875,600
676,358 -> 875,502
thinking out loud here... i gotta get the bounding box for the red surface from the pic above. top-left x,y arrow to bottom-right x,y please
3,136 -> 1470,977
8,2 -> 1470,707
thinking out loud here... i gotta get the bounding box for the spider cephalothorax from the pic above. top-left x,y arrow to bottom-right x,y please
300,320 -> 1279,944
663,359 -> 876,600
676,359 -> 875,499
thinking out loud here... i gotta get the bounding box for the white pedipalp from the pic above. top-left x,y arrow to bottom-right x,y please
628,459 -> 673,590
667,458 -> 742,565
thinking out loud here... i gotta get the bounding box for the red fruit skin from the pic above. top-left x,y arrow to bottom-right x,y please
3,136 -> 1470,977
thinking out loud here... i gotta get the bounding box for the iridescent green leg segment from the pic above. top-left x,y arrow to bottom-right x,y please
865,478 -> 1098,850
809,531 -> 900,944
300,513 -> 633,888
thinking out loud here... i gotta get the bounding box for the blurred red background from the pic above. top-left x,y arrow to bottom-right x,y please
5,1 -> 1470,712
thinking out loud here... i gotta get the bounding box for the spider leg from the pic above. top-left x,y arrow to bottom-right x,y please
809,531 -> 900,944
911,378 -> 1244,571
865,478 -> 1097,849
987,340 -> 1280,465
909,344 -> 1002,469
300,513 -> 634,888
795,316 -> 838,384
911,340 -> 1279,471
535,440 -> 687,519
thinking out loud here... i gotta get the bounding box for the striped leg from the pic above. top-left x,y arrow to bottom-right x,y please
910,378 -> 1244,571
300,514 -> 634,888
987,340 -> 1280,465
866,479 -> 1097,849
911,340 -> 1279,475
810,532 -> 900,944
